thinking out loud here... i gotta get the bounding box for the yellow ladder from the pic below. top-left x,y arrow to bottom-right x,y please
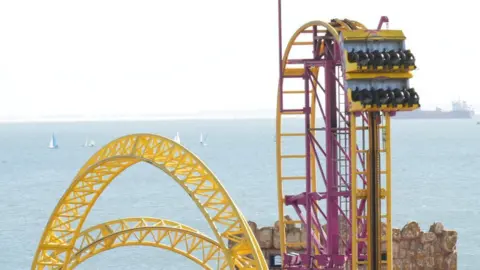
350,112 -> 392,270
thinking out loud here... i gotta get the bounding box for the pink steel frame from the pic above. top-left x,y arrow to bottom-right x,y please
277,1 -> 371,269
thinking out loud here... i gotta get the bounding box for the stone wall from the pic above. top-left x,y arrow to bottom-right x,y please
245,217 -> 457,269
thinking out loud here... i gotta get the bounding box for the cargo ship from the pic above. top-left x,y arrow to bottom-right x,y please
393,100 -> 475,119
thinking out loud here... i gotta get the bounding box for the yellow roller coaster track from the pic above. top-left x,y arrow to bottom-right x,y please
32,133 -> 268,270
60,217 -> 225,269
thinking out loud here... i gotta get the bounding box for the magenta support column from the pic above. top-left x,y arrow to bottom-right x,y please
304,64 -> 313,268
324,42 -> 339,263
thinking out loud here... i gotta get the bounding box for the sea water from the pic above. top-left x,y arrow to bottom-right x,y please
0,118 -> 477,269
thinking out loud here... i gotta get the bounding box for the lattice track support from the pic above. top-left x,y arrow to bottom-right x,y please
276,6 -> 419,269
31,134 -> 268,270
350,113 -> 392,269
276,20 -> 359,269
342,16 -> 418,270
51,217 -> 227,269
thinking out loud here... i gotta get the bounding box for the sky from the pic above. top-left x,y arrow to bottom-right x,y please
0,0 -> 476,120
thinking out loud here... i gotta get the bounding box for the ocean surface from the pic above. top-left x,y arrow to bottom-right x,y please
0,118 -> 478,269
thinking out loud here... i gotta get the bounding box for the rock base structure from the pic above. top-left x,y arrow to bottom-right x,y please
244,217 -> 457,269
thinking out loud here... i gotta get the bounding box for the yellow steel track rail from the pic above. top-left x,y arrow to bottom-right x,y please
51,217 -> 225,269
32,134 -> 267,270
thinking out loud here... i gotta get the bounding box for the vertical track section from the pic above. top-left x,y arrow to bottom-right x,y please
350,113 -> 367,269
336,64 -> 350,243
367,112 -> 380,270
325,40 -> 339,260
350,112 -> 391,270
304,63 -> 313,266
384,113 -> 393,269
341,16 -> 414,270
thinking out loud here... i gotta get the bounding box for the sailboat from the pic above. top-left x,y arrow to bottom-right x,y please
200,132 -> 208,146
49,133 -> 58,149
173,132 -> 181,144
84,137 -> 96,147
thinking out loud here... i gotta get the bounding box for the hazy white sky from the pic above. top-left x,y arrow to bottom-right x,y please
0,0 -> 476,119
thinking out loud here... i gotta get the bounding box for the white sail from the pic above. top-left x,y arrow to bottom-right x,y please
174,132 -> 181,144
49,133 -> 58,149
84,137 -> 95,147
200,133 -> 207,146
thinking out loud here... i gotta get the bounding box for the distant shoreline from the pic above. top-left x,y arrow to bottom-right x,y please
0,112 -> 477,124
0,115 -> 277,124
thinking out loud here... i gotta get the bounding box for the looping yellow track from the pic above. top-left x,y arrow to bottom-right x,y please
32,133 -> 267,270
65,217 -> 225,269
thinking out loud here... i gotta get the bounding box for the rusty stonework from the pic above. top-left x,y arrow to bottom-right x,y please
241,216 -> 457,269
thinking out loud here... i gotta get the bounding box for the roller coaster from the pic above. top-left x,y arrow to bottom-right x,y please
31,2 -> 419,270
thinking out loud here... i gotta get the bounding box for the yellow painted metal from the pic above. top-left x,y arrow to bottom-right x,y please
356,188 -> 387,199
284,68 -> 307,77
32,134 -> 267,270
57,217 -> 226,269
330,18 -> 366,31
350,113 -> 392,270
281,176 -> 306,181
367,113 -> 380,270
347,89 -> 419,113
385,114 -> 393,268
344,70 -> 413,80
332,19 -> 352,31
293,41 -> 314,46
284,90 -> 312,94
378,115 -> 392,269
347,20 -> 367,30
341,30 -> 405,41
338,23 -> 412,270
281,154 -> 306,159
280,133 -> 305,137
344,62 -> 416,75
350,114 -> 359,269
282,110 -> 304,115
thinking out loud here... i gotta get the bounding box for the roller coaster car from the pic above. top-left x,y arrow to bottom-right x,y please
348,87 -> 420,112
346,49 -> 416,72
342,29 -> 416,72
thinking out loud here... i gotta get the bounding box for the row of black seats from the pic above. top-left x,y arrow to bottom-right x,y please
351,87 -> 419,106
347,49 -> 416,69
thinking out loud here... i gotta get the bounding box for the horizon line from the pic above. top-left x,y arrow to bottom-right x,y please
0,115 -> 277,124
1,114 -> 478,124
